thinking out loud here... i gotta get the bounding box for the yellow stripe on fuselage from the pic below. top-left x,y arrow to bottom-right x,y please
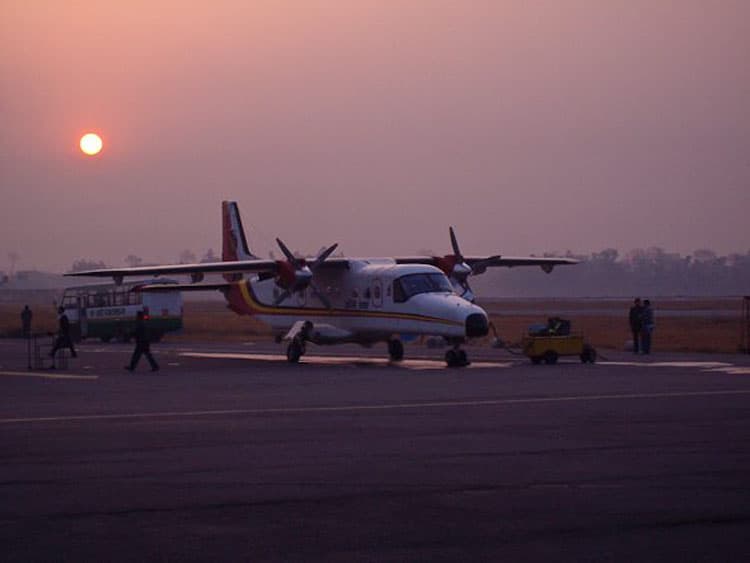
237,281 -> 463,327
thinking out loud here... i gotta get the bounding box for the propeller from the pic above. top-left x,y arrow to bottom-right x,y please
273,238 -> 338,308
440,227 -> 500,303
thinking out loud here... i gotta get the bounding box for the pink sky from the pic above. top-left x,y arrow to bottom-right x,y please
1,1 -> 748,272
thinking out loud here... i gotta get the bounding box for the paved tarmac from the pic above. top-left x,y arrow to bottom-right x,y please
1,338 -> 750,562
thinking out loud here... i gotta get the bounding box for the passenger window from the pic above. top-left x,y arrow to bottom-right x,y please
373,285 -> 381,300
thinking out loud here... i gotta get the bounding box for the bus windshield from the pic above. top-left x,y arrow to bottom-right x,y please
393,273 -> 453,303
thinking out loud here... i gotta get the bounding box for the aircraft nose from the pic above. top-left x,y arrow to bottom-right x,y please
465,313 -> 489,338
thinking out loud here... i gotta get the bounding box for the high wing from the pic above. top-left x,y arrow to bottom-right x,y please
467,255 -> 578,273
396,255 -> 578,273
396,253 -> 576,302
65,258 -> 351,282
395,227 -> 578,302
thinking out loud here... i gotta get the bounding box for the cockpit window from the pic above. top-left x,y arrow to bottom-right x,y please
392,273 -> 453,303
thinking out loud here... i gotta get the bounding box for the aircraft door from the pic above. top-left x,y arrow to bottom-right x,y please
372,279 -> 383,308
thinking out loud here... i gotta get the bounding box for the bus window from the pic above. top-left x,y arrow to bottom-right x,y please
114,290 -> 126,306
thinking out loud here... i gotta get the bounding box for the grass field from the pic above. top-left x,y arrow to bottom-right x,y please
1,299 -> 747,354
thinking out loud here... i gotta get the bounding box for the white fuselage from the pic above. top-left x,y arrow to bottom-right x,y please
234,260 -> 488,344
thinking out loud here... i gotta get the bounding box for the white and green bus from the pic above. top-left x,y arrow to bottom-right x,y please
58,279 -> 183,342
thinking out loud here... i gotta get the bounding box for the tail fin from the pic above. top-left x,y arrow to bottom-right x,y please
222,201 -> 256,262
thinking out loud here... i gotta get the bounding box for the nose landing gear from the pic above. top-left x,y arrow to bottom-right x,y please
286,337 -> 306,363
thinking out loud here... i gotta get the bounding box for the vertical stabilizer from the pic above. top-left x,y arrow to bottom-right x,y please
222,201 -> 256,262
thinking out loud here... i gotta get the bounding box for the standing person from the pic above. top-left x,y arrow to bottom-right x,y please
49,306 -> 77,358
628,298 -> 643,354
125,310 -> 159,372
641,299 -> 655,355
21,305 -> 32,338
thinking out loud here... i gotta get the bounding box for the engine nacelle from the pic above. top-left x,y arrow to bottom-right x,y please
275,260 -> 313,291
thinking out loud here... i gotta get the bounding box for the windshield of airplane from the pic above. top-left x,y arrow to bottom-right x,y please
393,273 -> 453,303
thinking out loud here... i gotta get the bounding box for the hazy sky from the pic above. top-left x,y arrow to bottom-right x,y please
1,1 -> 748,273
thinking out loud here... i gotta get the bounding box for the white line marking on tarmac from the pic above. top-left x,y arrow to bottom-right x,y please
2,389 -> 750,424
600,361 -> 749,375
707,367 -> 750,375
600,361 -> 733,369
0,371 -> 99,381
179,352 -> 513,370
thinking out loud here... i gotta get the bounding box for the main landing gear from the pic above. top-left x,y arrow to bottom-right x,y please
388,338 -> 404,362
445,345 -> 469,368
286,320 -> 314,363
387,338 -> 470,367
286,337 -> 306,363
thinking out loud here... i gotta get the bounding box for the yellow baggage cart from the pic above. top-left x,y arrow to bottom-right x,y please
521,334 -> 596,365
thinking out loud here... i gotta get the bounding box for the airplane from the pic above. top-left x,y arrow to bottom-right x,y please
66,201 -> 577,367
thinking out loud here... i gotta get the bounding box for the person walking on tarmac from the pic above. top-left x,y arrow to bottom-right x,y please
21,305 -> 32,338
125,310 -> 159,372
49,306 -> 77,358
629,298 -> 643,354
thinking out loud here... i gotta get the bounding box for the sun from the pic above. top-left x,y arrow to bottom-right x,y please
79,133 -> 103,156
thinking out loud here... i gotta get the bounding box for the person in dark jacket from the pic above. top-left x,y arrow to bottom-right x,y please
628,298 -> 643,354
21,305 -> 32,338
125,310 -> 159,372
641,299 -> 655,354
49,306 -> 77,358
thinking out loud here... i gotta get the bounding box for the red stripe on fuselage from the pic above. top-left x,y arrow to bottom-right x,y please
225,280 -> 462,326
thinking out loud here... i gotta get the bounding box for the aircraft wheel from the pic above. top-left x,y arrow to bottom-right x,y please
287,339 -> 304,363
531,356 -> 542,365
388,339 -> 404,362
445,348 -> 469,367
543,350 -> 558,365
458,349 -> 469,366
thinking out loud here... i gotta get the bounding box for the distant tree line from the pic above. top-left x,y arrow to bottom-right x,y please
69,249 -> 220,273
473,248 -> 750,297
